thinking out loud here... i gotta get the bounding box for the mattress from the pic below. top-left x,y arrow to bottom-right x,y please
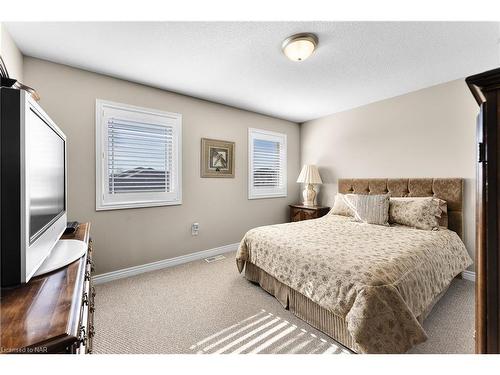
236,214 -> 472,353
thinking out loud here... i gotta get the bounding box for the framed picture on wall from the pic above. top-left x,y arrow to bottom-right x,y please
201,138 -> 235,178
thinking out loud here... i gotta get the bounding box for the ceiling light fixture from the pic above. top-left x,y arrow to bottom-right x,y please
282,33 -> 318,62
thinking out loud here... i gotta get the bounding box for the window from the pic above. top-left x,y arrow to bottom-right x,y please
248,128 -> 287,199
96,100 -> 182,210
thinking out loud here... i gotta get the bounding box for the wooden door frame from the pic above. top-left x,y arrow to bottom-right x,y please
467,68 -> 500,354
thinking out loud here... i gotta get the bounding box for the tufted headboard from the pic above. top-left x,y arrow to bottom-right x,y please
338,178 -> 464,239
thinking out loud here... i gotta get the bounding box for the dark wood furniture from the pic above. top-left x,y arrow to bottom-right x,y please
467,68 -> 500,354
289,204 -> 330,222
0,223 -> 95,354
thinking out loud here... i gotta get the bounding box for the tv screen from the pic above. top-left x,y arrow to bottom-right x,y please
28,108 -> 66,243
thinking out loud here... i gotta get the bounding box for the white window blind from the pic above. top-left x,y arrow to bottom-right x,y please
107,119 -> 172,194
248,128 -> 287,199
96,100 -> 182,210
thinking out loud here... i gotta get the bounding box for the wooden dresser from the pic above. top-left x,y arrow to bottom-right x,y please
0,223 -> 95,354
289,204 -> 330,222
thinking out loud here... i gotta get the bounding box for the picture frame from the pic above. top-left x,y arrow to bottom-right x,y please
200,138 -> 235,178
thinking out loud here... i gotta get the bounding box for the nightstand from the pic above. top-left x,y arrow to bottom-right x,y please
289,204 -> 330,222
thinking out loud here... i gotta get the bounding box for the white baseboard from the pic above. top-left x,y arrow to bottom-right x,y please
462,270 -> 476,282
93,242 -> 239,285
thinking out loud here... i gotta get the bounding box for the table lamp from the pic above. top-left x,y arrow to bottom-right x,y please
296,165 -> 322,206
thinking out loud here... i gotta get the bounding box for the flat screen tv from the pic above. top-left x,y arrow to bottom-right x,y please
1,87 -> 67,286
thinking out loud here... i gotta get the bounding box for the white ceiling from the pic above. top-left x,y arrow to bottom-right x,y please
6,22 -> 500,123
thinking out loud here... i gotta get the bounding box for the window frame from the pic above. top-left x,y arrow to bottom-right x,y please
95,99 -> 182,211
248,127 -> 287,200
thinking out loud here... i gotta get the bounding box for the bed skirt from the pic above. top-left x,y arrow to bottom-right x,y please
244,262 -> 451,354
244,262 -> 359,352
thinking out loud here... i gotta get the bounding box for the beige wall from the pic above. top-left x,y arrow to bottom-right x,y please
23,57 -> 300,274
300,79 -> 477,264
0,23 -> 23,82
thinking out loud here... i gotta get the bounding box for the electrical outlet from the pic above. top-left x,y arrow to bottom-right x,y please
191,222 -> 199,236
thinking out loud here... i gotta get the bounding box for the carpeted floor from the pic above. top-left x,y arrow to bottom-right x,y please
93,252 -> 474,354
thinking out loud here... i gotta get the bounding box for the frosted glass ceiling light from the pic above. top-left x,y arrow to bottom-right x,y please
282,33 -> 318,62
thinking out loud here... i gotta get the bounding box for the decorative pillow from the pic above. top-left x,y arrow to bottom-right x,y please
389,197 -> 444,230
329,193 -> 355,216
350,194 -> 390,226
435,198 -> 448,228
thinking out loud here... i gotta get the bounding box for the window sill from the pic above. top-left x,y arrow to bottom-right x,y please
96,199 -> 182,211
248,193 -> 287,200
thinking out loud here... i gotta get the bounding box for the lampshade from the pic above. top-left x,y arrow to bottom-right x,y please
296,165 -> 322,184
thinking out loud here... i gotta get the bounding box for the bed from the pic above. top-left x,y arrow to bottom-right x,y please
236,178 -> 473,353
